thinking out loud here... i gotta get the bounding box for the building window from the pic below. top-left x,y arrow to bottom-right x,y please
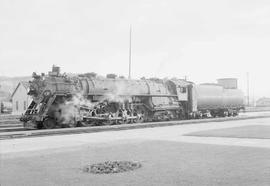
16,101 -> 19,111
24,101 -> 27,110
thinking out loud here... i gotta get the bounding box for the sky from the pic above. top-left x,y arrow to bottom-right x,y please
0,0 -> 270,98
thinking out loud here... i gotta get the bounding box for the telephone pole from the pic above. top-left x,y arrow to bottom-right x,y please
128,25 -> 132,79
247,72 -> 250,106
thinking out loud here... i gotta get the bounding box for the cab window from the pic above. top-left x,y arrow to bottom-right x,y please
178,86 -> 186,93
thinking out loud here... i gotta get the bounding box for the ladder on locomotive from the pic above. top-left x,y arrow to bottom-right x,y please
41,94 -> 57,117
25,94 -> 57,116
25,101 -> 38,115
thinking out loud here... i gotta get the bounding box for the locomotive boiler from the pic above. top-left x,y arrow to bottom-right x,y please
20,66 -> 244,129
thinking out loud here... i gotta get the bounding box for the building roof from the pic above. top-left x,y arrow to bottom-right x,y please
200,83 -> 222,86
20,81 -> 30,89
11,81 -> 30,98
256,97 -> 270,102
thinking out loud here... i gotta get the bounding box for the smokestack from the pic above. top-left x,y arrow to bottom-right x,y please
49,65 -> 60,76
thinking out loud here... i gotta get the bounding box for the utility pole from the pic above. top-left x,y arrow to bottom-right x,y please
128,25 -> 132,79
247,72 -> 250,106
252,90 -> 255,107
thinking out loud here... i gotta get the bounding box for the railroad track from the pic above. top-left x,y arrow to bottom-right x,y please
1,114 -> 270,140
0,115 -> 23,133
0,127 -> 25,133
0,120 -> 23,132
0,123 -> 22,127
0,122 -> 23,132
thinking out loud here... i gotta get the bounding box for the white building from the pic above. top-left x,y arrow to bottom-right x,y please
256,97 -> 270,107
11,82 -> 32,115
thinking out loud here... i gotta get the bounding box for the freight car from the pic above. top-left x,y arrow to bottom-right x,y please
20,66 -> 244,129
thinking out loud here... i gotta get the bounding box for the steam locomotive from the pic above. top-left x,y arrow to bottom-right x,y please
20,66 -> 244,129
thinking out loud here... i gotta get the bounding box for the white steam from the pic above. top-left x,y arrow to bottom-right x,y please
58,93 -> 127,124
57,80 -> 141,124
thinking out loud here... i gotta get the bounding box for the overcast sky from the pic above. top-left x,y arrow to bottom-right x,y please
0,0 -> 269,98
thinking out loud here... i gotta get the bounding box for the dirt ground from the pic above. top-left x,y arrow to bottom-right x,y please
185,125 -> 270,139
1,140 -> 270,186
1,117 -> 270,186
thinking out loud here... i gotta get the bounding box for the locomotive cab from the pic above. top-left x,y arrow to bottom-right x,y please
165,79 -> 197,118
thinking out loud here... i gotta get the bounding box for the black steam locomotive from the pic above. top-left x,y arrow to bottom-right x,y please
20,66 -> 244,129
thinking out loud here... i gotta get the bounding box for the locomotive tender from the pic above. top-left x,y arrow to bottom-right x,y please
20,66 -> 244,129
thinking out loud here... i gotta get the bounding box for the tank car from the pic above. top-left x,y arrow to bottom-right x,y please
194,83 -> 244,117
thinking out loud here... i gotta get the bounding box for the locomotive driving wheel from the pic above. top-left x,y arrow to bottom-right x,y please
134,115 -> 144,123
43,118 -> 56,129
